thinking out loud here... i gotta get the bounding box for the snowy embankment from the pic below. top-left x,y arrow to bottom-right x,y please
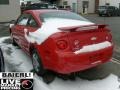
0,37 -> 120,90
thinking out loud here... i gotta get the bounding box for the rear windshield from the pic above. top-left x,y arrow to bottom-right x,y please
39,11 -> 88,22
99,6 -> 107,9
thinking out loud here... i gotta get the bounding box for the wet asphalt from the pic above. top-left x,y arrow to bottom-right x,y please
0,14 -> 120,80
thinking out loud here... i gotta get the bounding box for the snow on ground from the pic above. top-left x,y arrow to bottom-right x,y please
25,18 -> 94,45
0,37 -> 120,90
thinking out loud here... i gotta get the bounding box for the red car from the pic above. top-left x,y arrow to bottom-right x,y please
10,10 -> 113,75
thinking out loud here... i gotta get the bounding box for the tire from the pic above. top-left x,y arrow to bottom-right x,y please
0,48 -> 5,72
99,14 -> 102,16
10,33 -> 18,46
43,71 -> 56,84
118,13 -> 120,16
107,13 -> 111,17
32,50 -> 45,76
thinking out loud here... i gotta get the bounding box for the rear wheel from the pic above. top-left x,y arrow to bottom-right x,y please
43,71 -> 56,84
10,33 -> 18,46
32,50 -> 56,83
32,50 -> 45,76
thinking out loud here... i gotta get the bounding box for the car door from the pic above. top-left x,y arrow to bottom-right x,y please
12,13 -> 30,48
22,15 -> 39,52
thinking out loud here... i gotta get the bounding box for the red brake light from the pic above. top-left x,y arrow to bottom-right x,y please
57,40 -> 68,50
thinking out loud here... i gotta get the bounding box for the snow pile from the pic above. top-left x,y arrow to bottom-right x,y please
25,18 -> 94,45
74,41 -> 112,54
0,37 -> 33,72
0,37 -> 10,43
50,74 -> 120,90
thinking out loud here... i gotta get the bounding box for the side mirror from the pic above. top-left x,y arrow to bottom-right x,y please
10,20 -> 16,24
9,20 -> 16,28
24,28 -> 29,36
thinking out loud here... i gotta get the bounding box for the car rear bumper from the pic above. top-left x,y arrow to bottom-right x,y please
52,46 -> 113,74
98,12 -> 108,15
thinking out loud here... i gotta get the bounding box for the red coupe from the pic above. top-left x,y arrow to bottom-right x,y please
10,10 -> 113,75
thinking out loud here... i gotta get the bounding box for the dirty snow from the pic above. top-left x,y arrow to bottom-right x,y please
0,36 -> 10,43
74,41 -> 112,54
25,18 -> 94,45
0,37 -> 120,90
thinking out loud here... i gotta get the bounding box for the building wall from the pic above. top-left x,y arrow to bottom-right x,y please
87,0 -> 95,13
99,0 -> 120,8
0,0 -> 20,22
67,0 -> 78,12
59,0 -> 95,13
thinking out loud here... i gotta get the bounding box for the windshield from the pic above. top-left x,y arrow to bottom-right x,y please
40,11 -> 89,22
99,6 -> 107,9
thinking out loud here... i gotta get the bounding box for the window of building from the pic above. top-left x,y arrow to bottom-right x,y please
63,1 -> 68,5
0,0 -> 9,5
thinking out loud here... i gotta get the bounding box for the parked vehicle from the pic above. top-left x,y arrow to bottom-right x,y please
10,10 -> 113,78
58,5 -> 72,11
23,3 -> 57,12
98,6 -> 120,16
24,3 -> 49,11
0,48 -> 5,72
48,4 -> 58,9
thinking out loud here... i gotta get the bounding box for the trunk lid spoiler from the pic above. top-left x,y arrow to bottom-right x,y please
58,24 -> 107,32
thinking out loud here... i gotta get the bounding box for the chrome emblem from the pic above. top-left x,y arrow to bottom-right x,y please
91,37 -> 97,41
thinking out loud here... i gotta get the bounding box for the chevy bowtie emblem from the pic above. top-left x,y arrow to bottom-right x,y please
91,37 -> 97,41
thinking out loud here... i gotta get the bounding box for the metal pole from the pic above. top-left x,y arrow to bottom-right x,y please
77,0 -> 79,13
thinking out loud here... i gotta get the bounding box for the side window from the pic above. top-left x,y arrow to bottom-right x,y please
28,16 -> 38,27
16,14 -> 29,26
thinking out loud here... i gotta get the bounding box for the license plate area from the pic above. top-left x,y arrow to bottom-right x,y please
89,53 -> 103,63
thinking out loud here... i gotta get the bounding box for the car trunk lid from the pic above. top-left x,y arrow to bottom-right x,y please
58,24 -> 112,52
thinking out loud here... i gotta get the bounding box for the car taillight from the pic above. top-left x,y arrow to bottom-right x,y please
106,32 -> 112,42
56,40 -> 68,50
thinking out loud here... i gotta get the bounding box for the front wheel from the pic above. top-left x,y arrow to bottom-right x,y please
32,50 -> 45,76
99,14 -> 102,16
